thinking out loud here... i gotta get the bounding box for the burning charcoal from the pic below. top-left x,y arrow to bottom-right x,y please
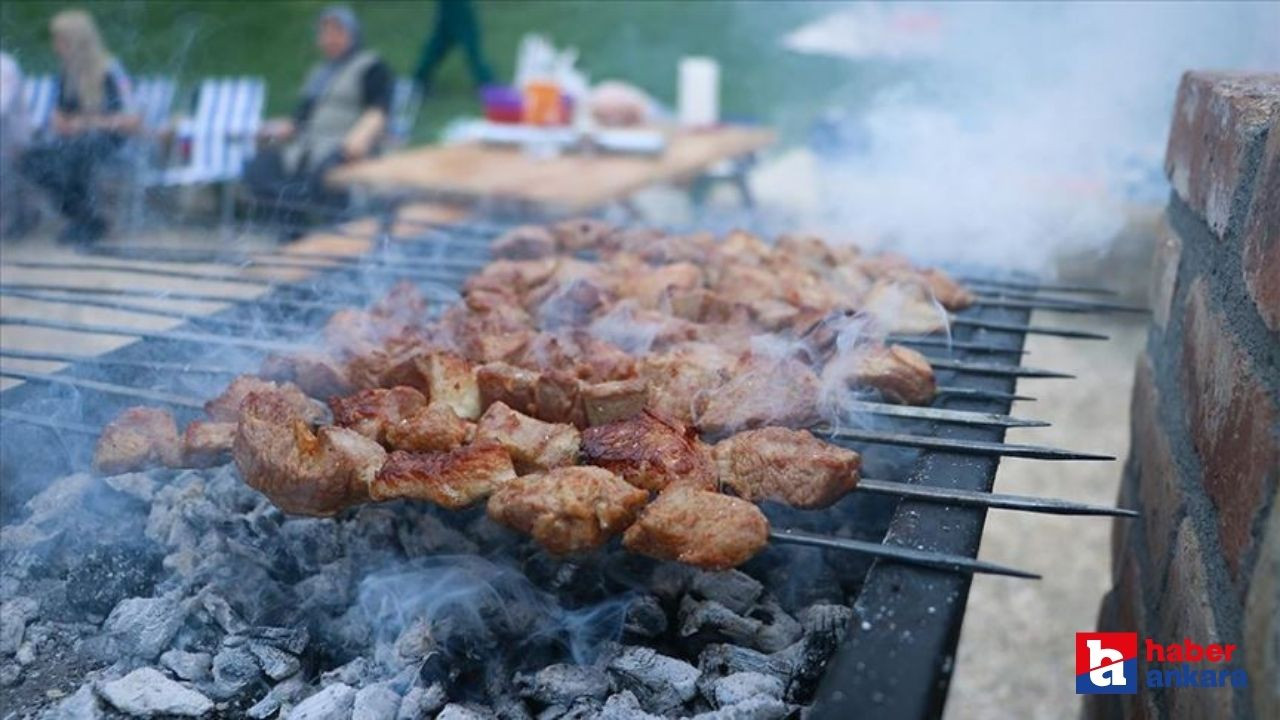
762,556 -> 843,611
251,626 -> 311,656
198,593 -> 249,636
515,663 -> 610,707
398,512 -> 479,557
210,645 -> 263,699
294,562 -> 353,615
102,596 -> 186,660
0,662 -> 20,687
286,683 -> 356,720
49,684 -> 102,719
689,570 -> 763,615
648,564 -> 695,602
353,683 -> 401,720
597,691 -> 663,720
249,641 -> 301,681
623,594 -> 668,639
688,696 -> 791,720
749,601 -> 804,654
697,644 -> 794,686
246,675 -> 308,720
0,597 -> 38,656
66,543 -> 163,615
97,667 -> 214,718
436,704 -> 496,720
160,650 -> 213,682
796,604 -> 852,641
679,598 -> 763,650
322,657 -> 375,688
104,472 -> 159,503
279,518 -> 344,573
397,683 -> 446,719
708,672 -> 785,707
606,646 -> 699,714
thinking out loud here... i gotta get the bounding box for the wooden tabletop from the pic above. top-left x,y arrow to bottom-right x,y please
328,125 -> 776,214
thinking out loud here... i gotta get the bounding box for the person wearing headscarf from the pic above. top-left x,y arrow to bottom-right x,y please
245,5 -> 393,234
20,9 -> 139,244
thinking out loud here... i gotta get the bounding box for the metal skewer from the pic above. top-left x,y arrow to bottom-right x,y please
885,335 -> 1027,356
0,349 -> 246,376
974,295 -> 1149,314
926,358 -> 1073,379
935,387 -> 1034,403
0,288 -> 313,336
0,368 -> 205,409
0,283 -> 351,313
856,478 -> 1135,517
956,276 -> 1119,296
842,401 -> 1047,429
948,316 -> 1108,340
815,425 -> 1114,461
769,529 -> 1038,578
0,315 -> 306,353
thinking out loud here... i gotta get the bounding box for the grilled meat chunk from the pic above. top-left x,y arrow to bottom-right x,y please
205,375 -> 325,423
582,378 -> 648,426
94,406 -> 182,474
384,403 -> 473,453
372,444 -> 516,509
713,427 -> 860,508
493,225 -> 558,260
640,343 -> 737,426
622,487 -> 770,570
581,411 -> 717,493
260,352 -> 354,399
550,217 -> 615,252
860,280 -> 948,336
487,466 -> 648,554
182,420 -> 236,468
380,351 -> 481,420
475,401 -> 581,474
328,386 -> 429,443
695,356 -> 821,435
844,344 -> 937,406
476,362 -> 541,416
233,392 -> 386,516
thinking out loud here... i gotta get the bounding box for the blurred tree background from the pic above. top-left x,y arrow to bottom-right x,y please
0,0 -> 906,142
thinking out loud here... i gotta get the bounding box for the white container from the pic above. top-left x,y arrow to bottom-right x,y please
678,56 -> 719,128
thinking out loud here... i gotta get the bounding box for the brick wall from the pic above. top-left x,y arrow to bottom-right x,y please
1090,71 -> 1279,720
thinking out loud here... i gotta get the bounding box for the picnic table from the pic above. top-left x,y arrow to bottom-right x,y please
327,125 -> 776,216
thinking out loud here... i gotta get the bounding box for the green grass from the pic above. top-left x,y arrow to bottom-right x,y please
1,0 -> 907,144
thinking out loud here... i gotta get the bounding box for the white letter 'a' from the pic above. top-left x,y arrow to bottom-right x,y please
1088,640 -> 1126,686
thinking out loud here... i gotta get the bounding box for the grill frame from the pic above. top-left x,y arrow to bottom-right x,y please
1,229 -> 1037,717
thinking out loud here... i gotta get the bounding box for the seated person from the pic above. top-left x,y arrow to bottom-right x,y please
20,9 -> 139,244
245,5 -> 392,233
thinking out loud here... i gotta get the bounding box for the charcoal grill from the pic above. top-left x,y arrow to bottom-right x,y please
0,218 -> 1131,718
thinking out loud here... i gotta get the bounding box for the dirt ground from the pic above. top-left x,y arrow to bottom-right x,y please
945,312 -> 1149,720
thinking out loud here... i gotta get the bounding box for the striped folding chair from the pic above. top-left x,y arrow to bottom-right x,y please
21,74 -> 57,139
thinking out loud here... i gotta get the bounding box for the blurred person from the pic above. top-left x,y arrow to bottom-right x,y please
412,0 -> 494,94
245,4 -> 392,235
1,51 -> 38,239
19,10 -> 139,244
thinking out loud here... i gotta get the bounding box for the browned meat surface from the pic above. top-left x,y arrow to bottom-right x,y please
550,217 -> 615,252
260,352 -> 354,399
713,427 -> 860,508
640,343 -> 736,426
182,420 -> 237,468
913,268 -> 975,311
517,331 -> 636,382
616,262 -> 703,309
493,225 -> 558,260
696,356 -> 821,435
622,487 -> 770,570
477,362 -> 541,416
205,375 -> 325,423
840,344 -> 937,406
233,392 -> 385,516
581,411 -> 717,493
860,279 -> 948,335
384,403 -> 473,453
581,378 -> 648,426
474,401 -> 580,474
534,370 -> 586,426
328,386 -> 429,442
380,351 -> 482,420
487,466 -> 647,554
94,406 -> 182,474
371,444 -> 516,509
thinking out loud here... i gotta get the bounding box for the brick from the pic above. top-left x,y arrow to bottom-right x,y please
1148,221 -> 1182,330
1244,500 -> 1280,720
1165,71 -> 1280,240
1130,353 -> 1185,584
1160,518 -> 1234,720
1242,120 -> 1280,331
1181,278 -> 1280,582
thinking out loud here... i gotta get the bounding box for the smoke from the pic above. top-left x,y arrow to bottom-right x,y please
788,1 -> 1280,272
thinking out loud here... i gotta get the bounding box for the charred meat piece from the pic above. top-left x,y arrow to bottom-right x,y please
493,225 -> 558,260
372,444 -> 516,509
182,420 -> 237,468
474,401 -> 581,474
487,466 -> 648,554
581,411 -> 717,493
476,362 -> 541,417
534,369 -> 586,426
843,344 -> 937,406
381,351 -> 482,420
94,406 -> 182,474
384,402 -> 473,453
713,427 -> 860,508
328,386 -> 429,443
622,487 -> 770,570
233,392 -> 386,516
205,375 -> 326,423
695,355 -> 821,435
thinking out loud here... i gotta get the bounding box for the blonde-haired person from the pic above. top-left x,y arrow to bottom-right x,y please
21,9 -> 139,244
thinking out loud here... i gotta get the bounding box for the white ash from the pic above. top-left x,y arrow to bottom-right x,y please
0,463 -> 871,717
